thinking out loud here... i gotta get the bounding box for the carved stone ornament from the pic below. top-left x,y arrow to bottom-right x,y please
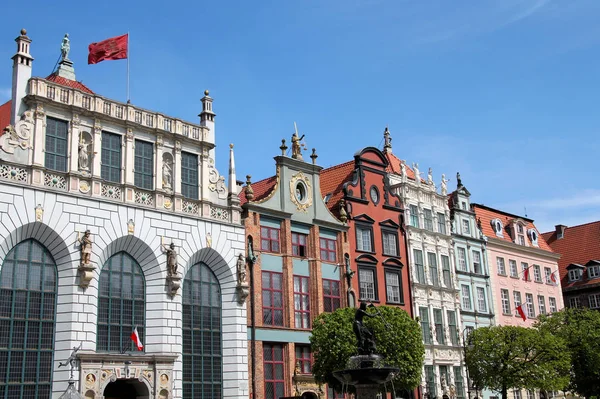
35,204 -> 43,222
127,219 -> 135,235
163,198 -> 172,209
77,230 -> 96,288
79,180 -> 91,194
0,111 -> 33,163
35,104 -> 45,119
206,232 -> 212,248
236,254 -> 250,304
289,171 -> 313,212
207,160 -> 227,199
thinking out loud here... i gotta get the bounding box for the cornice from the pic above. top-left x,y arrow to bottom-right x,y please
487,237 -> 560,260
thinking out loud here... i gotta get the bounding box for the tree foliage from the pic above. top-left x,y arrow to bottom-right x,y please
537,307 -> 600,398
309,306 -> 424,392
465,325 -> 570,399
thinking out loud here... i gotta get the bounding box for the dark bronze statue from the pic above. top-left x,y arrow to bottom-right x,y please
353,302 -> 378,355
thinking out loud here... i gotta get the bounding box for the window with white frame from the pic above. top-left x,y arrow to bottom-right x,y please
462,219 -> 470,235
588,294 -> 600,309
461,285 -> 472,311
437,213 -> 446,234
513,291 -> 522,316
457,248 -> 467,272
424,209 -> 434,231
538,295 -> 546,315
533,265 -> 542,282
588,265 -> 600,279
549,297 -> 557,313
409,205 -> 419,228
358,267 -> 377,301
414,249 -> 425,284
544,267 -> 552,284
428,252 -> 439,287
518,235 -> 526,245
382,231 -> 398,256
509,260 -> 518,277
569,297 -> 581,308
476,287 -> 487,312
472,251 -> 482,274
356,226 -> 373,252
497,257 -> 506,275
568,269 -> 582,282
501,289 -> 511,314
385,270 -> 402,304
441,255 -> 452,288
522,262 -> 530,281
526,293 -> 535,318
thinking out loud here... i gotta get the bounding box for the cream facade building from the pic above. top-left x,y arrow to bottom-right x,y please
386,143 -> 465,399
0,30 -> 248,399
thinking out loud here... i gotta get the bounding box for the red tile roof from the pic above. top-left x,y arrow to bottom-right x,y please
542,221 -> 600,289
319,161 -> 355,217
0,100 -> 10,130
384,152 -> 420,181
239,175 -> 278,206
472,204 -> 553,252
45,73 -> 94,94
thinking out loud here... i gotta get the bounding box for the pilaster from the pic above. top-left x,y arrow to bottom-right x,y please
69,114 -> 80,173
125,128 -> 134,185
155,135 -> 164,191
92,120 -> 102,179
174,141 -> 182,195
32,105 -> 45,167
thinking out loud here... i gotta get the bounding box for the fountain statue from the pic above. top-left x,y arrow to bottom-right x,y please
333,302 -> 400,399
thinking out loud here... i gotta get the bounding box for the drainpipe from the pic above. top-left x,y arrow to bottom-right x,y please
247,237 -> 258,399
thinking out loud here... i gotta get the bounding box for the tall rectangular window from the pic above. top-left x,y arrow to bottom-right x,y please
457,247 -> 467,272
501,289 -> 511,315
320,238 -> 336,263
533,265 -> 542,282
428,252 -> 439,287
45,117 -> 69,172
262,271 -> 284,326
472,251 -> 482,274
526,293 -> 535,318
588,294 -> 600,309
549,297 -> 557,312
263,343 -> 285,399
433,308 -> 445,344
323,279 -> 341,312
419,307 -> 431,344
462,219 -> 470,235
295,345 -> 312,374
437,213 -> 446,234
414,249 -> 425,284
447,310 -> 458,345
497,257 -> 506,275
522,262 -> 530,281
424,209 -> 434,231
569,297 -> 581,308
476,287 -> 487,312
385,270 -> 403,304
261,226 -> 281,253
382,231 -> 398,256
513,291 -> 522,317
181,151 -> 198,199
461,285 -> 472,310
544,267 -> 552,284
509,260 -> 518,277
441,255 -> 452,288
294,276 -> 310,329
410,205 -> 419,228
292,233 -> 308,257
454,367 -> 465,399
134,139 -> 153,190
538,295 -> 546,315
358,267 -> 376,301
356,226 -> 373,252
101,131 -> 122,183
425,366 -> 437,398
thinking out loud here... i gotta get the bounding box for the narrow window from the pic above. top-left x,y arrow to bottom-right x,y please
424,209 -> 433,231
261,226 -> 281,253
263,344 -> 285,399
441,255 -> 452,288
476,287 -> 487,312
496,257 -> 506,275
45,117 -> 69,172
501,289 -> 511,314
385,270 -> 403,304
322,279 -> 341,312
101,131 -> 122,183
414,249 -> 425,284
457,248 -> 467,272
134,139 -> 153,190
538,295 -> 546,315
409,205 -> 419,228
358,267 -> 376,301
292,233 -> 308,257
181,151 -> 198,199
437,213 -> 446,234
293,276 -> 310,329
319,238 -> 337,263
419,307 -> 431,344
472,251 -> 482,274
382,231 -> 398,256
447,310 -> 458,345
433,309 -> 445,344
356,226 -> 373,252
295,345 -> 312,374
428,252 -> 439,286
461,285 -> 472,310
262,271 -> 284,326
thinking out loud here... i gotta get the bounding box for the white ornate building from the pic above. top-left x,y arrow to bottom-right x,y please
385,140 -> 465,399
0,29 -> 248,399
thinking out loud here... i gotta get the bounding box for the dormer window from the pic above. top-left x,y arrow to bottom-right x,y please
517,224 -> 524,234
461,202 -> 467,210
518,235 -> 526,246
589,266 -> 600,280
491,219 -> 503,238
527,229 -> 539,247
568,269 -> 582,282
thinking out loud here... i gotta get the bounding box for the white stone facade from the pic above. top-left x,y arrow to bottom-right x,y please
0,29 -> 248,399
389,170 -> 465,399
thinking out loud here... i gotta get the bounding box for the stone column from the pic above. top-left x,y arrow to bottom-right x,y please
174,141 -> 182,195
92,120 -> 102,178
200,147 -> 210,201
155,135 -> 164,191
32,104 -> 45,166
124,128 -> 134,185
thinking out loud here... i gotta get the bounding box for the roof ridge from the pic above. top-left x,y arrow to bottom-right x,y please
321,160 -> 354,173
541,219 -> 600,235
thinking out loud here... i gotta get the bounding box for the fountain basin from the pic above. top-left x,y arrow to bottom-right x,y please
333,367 -> 399,386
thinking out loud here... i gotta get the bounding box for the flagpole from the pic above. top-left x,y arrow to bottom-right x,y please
127,32 -> 130,103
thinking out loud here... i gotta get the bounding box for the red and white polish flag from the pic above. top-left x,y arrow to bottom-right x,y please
130,326 -> 143,351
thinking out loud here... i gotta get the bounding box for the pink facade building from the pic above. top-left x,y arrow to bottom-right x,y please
473,205 -> 563,327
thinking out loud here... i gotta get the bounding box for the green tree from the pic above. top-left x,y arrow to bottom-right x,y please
537,307 -> 600,399
309,306 -> 424,393
465,326 -> 570,399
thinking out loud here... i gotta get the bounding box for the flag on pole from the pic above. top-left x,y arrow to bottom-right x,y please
523,265 -> 531,281
516,304 -> 527,322
550,271 -> 558,285
130,326 -> 143,351
88,34 -> 128,65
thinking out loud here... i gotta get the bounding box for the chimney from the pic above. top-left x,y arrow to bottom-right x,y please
555,224 -> 567,239
11,29 -> 34,125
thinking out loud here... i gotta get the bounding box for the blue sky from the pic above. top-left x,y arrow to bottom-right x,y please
0,0 -> 598,232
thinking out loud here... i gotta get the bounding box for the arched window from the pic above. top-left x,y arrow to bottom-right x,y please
97,252 -> 145,352
182,262 -> 221,399
0,239 -> 57,398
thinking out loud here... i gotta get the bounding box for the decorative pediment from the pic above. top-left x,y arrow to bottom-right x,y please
566,263 -> 585,270
379,218 -> 400,229
355,254 -> 378,265
383,258 -> 403,268
352,213 -> 375,224
585,260 -> 600,267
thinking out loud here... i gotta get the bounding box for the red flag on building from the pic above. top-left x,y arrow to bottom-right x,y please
550,271 -> 558,284
130,326 -> 143,351
88,34 -> 128,65
523,266 -> 531,281
516,304 -> 527,321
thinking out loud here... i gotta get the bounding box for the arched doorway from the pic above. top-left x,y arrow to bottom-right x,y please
104,379 -> 149,399
301,392 -> 318,399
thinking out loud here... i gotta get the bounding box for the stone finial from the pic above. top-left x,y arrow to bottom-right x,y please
310,148 -> 318,164
20,29 -> 27,36
339,199 -> 348,223
245,175 -> 254,201
383,126 -> 392,153
280,139 -> 288,156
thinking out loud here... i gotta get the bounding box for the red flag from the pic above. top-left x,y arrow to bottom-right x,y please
88,34 -> 128,65
550,271 -> 557,284
523,266 -> 530,281
516,304 -> 527,321
130,326 -> 143,351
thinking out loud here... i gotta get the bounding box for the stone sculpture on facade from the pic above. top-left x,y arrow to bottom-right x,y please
413,163 -> 420,183
353,302 -> 378,355
236,253 -> 250,304
291,131 -> 305,160
78,135 -> 90,172
162,239 -> 181,296
35,204 -> 43,222
400,161 -> 407,182
77,230 -> 95,288
60,33 -> 70,61
441,174 -> 449,196
0,110 -> 33,163
456,172 -> 462,187
427,167 -> 434,186
162,157 -> 173,190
